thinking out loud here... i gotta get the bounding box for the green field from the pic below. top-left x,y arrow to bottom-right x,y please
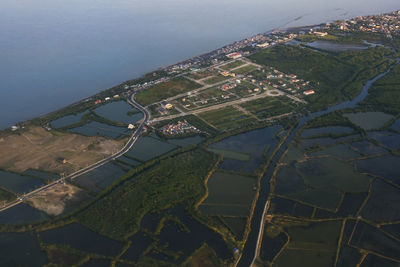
135,77 -> 202,106
232,64 -> 258,74
186,70 -> 215,80
203,75 -> 231,85
220,60 -> 247,70
240,96 -> 297,119
198,106 -> 257,131
78,149 -> 218,239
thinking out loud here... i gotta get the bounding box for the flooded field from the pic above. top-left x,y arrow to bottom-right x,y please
74,162 -> 126,192
0,232 -> 47,266
301,126 -> 354,138
40,223 -> 125,256
125,136 -> 177,162
209,125 -> 283,173
166,135 -> 204,147
93,101 -> 142,124
22,169 -> 59,181
50,111 -> 89,129
0,203 -> 48,224
344,112 -> 393,130
200,172 -> 257,217
0,170 -> 44,194
69,121 -> 130,139
307,40 -> 368,52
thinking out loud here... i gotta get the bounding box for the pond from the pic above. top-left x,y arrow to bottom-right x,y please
74,162 -> 126,192
356,155 -> 400,186
391,118 -> 400,131
0,170 -> 44,194
158,206 -> 232,264
200,172 -> 257,217
307,40 -> 368,52
40,223 -> 125,256
367,131 -> 400,150
68,121 -> 131,139
0,232 -> 47,266
350,140 -> 387,156
0,203 -> 48,225
22,169 -> 59,182
125,136 -> 177,162
93,101 -> 143,124
166,135 -> 204,147
209,125 -> 282,173
344,112 -> 393,130
121,231 -> 153,262
50,111 -> 89,129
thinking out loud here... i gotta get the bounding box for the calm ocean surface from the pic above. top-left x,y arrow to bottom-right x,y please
0,0 -> 399,129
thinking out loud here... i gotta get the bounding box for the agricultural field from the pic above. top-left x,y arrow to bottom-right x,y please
220,60 -> 246,70
240,96 -> 297,119
231,64 -> 258,74
198,106 -> 257,131
186,70 -> 215,80
203,75 -> 232,85
135,77 -> 202,106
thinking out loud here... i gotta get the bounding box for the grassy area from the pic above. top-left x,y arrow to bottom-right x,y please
0,188 -> 16,202
232,64 -> 258,74
78,149 -> 219,239
249,44 -> 393,111
198,106 -> 257,131
182,244 -> 224,267
203,75 -> 231,85
186,70 -> 215,80
240,96 -> 297,119
220,60 -> 246,70
135,77 -> 202,106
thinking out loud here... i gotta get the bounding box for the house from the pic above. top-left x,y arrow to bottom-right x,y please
303,90 -> 315,95
226,52 -> 242,59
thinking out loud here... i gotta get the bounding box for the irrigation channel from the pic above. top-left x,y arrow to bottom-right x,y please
237,58 -> 400,267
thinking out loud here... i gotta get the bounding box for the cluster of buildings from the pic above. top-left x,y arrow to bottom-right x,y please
251,69 -> 315,95
329,10 -> 400,38
160,120 -> 201,136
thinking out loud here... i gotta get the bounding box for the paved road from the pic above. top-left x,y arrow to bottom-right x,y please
0,93 -> 149,213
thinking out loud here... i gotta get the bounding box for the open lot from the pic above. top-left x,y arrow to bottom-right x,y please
0,126 -> 125,175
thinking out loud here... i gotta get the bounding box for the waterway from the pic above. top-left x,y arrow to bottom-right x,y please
1,0 -> 399,129
237,58 -> 400,266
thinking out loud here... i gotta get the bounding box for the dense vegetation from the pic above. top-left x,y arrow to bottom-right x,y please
361,63 -> 400,114
78,149 -> 219,239
135,77 -> 201,106
0,188 -> 15,202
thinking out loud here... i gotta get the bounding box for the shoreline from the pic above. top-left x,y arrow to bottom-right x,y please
4,8 -> 399,131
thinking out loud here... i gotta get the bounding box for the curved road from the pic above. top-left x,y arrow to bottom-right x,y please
0,93 -> 149,212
